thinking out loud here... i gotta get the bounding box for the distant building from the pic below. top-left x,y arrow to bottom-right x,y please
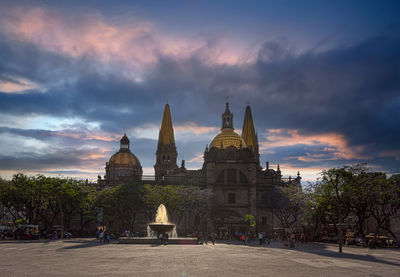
153,102 -> 300,234
99,102 -> 300,234
98,134 -> 142,186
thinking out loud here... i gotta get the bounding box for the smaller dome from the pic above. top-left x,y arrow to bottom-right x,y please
109,151 -> 141,166
210,129 -> 247,150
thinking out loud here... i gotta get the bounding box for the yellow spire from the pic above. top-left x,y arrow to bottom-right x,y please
158,103 -> 175,145
242,104 -> 258,154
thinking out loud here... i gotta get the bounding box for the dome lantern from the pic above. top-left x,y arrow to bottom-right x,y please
210,102 -> 247,150
120,134 -> 130,151
221,102 -> 234,130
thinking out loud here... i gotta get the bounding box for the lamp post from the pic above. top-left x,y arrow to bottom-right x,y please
338,207 -> 342,253
337,190 -> 343,254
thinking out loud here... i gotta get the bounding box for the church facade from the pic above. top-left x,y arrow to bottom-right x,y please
99,102 -> 301,234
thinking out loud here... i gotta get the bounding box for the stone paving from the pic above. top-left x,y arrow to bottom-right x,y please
0,239 -> 399,276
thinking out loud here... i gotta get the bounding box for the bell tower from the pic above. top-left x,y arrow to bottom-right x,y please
242,104 -> 260,163
154,103 -> 178,181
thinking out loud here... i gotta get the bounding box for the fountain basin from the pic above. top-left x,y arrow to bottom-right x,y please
119,237 -> 198,245
148,223 -> 175,234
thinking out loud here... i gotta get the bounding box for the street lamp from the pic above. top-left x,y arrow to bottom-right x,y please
337,190 -> 343,254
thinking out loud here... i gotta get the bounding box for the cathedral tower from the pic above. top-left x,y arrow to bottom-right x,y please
154,103 -> 178,181
242,104 -> 260,163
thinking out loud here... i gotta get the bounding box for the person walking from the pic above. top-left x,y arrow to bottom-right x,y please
158,233 -> 163,245
258,232 -> 263,245
211,232 -> 216,245
241,233 -> 246,245
99,231 -> 104,244
164,232 -> 169,245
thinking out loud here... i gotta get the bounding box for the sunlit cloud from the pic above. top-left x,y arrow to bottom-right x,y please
187,152 -> 204,163
260,128 -> 368,161
0,115 -> 102,132
50,130 -> 121,142
174,122 -> 218,135
379,150 -> 400,161
2,6 -> 249,78
132,122 -> 217,141
131,124 -> 159,140
1,133 -> 48,157
0,75 -> 43,93
80,148 -> 113,161
277,163 -> 330,182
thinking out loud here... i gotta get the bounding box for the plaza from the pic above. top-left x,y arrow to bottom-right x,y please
0,239 -> 399,276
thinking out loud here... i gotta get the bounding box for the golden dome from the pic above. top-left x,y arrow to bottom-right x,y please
210,128 -> 247,150
109,151 -> 141,166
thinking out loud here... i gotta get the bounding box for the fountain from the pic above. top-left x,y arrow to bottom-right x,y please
118,204 -> 196,244
148,204 -> 176,236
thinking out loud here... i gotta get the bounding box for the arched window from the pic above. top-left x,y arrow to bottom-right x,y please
228,193 -> 236,204
239,171 -> 248,183
227,168 -> 237,183
217,170 -> 225,183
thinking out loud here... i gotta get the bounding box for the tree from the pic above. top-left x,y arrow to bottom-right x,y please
245,214 -> 256,228
0,174 -> 97,237
96,182 -> 145,235
368,174 -> 400,239
271,183 -> 305,230
318,167 -> 353,253
75,182 -> 97,236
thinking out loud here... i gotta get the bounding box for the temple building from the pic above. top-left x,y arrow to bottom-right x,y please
99,102 -> 300,233
151,102 -> 300,233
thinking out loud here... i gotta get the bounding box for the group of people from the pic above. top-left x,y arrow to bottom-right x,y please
98,230 -> 111,243
230,231 -> 271,245
196,232 -> 217,245
158,232 -> 169,245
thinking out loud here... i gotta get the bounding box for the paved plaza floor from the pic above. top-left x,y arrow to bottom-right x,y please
0,239 -> 399,276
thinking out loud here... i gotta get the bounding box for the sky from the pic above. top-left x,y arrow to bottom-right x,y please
0,0 -> 399,182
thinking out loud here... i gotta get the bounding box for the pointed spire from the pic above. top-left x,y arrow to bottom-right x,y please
277,164 -> 280,171
158,103 -> 175,146
242,104 -> 259,155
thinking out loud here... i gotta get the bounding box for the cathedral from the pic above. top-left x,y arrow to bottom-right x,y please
98,102 -> 301,233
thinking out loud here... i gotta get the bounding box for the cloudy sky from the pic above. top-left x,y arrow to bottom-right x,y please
0,0 -> 399,181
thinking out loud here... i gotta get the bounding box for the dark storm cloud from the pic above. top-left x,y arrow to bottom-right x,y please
0,27 -> 399,175
0,35 -> 75,85
0,124 -> 160,174
0,147 -> 97,171
251,36 -> 400,147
